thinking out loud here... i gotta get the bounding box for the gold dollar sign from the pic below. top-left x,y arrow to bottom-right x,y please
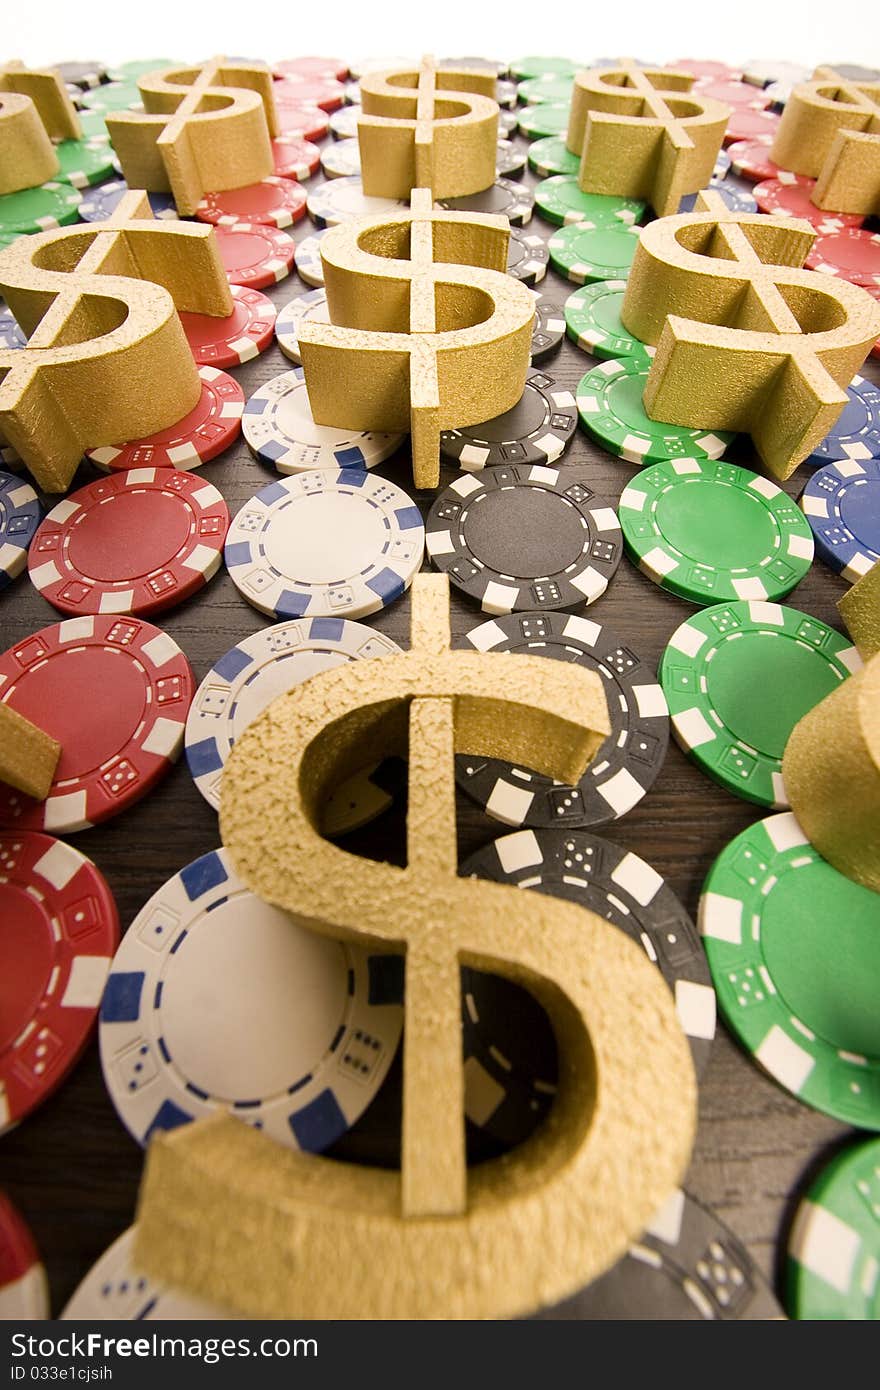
134,575 -> 697,1321
621,189 -> 880,479
566,61 -> 730,216
298,188 -> 536,489
771,67 -> 880,215
106,56 -> 277,215
0,189 -> 231,490
0,61 -> 81,193
357,54 -> 499,197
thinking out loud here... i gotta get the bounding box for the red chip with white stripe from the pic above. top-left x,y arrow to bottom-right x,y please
180,285 -> 277,368
0,1191 -> 49,1316
28,469 -> 229,618
805,227 -> 880,288
271,136 -> 321,181
85,366 -> 244,469
214,223 -> 296,289
753,173 -> 865,232
0,616 -> 194,833
274,56 -> 348,81
0,832 -> 120,1135
195,176 -> 307,229
274,75 -> 345,112
727,137 -> 785,182
274,104 -> 330,142
724,107 -> 780,144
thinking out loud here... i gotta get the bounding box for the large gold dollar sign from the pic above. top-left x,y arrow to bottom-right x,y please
298,188 -> 536,489
772,67 -> 880,215
621,189 -> 880,479
134,576 -> 696,1320
0,62 -> 81,193
0,190 -> 231,490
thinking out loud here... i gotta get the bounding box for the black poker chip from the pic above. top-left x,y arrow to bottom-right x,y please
533,1190 -> 784,1319
426,462 -> 621,612
530,293 -> 565,363
455,610 -> 670,825
496,78 -> 518,108
55,61 -> 108,89
440,177 -> 535,226
508,227 -> 549,283
439,368 -> 578,468
498,108 -> 518,138
495,140 -> 527,179
461,828 -> 716,1080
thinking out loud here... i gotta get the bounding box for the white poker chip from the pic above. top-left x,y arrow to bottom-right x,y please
242,367 -> 404,472
295,228 -> 332,286
184,615 -> 402,813
224,468 -> 424,621
306,176 -> 407,227
99,847 -> 404,1151
275,287 -> 331,363
329,105 -> 361,139
61,1228 -> 234,1320
320,138 -> 362,179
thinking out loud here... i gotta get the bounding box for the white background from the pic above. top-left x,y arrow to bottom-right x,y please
6,0 -> 879,71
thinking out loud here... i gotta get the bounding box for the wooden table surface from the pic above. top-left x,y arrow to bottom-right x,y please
1,128 -> 876,1319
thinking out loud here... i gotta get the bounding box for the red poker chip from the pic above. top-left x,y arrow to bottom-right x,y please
272,136 -> 321,181
0,834 -> 119,1139
274,103 -> 330,142
274,56 -> 348,81
214,221 -> 296,289
0,615 -> 194,833
274,75 -> 345,112
869,288 -> 880,357
180,285 -> 276,367
0,1191 -> 48,1316
724,107 -> 780,144
671,59 -> 742,81
196,176 -> 307,229
753,173 -> 865,232
85,366 -> 244,469
727,137 -> 784,182
28,469 -> 230,619
805,228 -> 880,288
696,77 -> 772,108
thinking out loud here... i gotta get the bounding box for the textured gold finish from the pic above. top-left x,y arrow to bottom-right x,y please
839,560 -> 880,658
771,68 -> 880,217
0,702 -> 60,801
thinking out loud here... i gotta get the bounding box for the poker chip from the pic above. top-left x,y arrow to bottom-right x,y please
99,847 -> 403,1151
306,176 -> 407,228
0,181 -> 81,235
700,811 -> 880,1128
548,222 -> 642,284
696,78 -> 771,109
742,59 -> 811,89
195,177 -> 307,229
462,829 -> 715,1079
517,102 -> 572,141
74,109 -> 110,143
438,178 -> 535,227
494,140 -> 526,179
804,375 -> 880,466
105,59 -> 176,82
275,104 -> 330,142
86,366 -> 244,469
78,179 -> 178,222
295,228 -> 331,286
427,464 -> 621,613
439,370 -> 578,471
507,227 -> 549,284
320,138 -> 362,179
510,57 -> 579,81
456,609 -> 669,825
539,1189 -> 782,1320
179,285 -> 276,368
79,82 -> 143,113
527,136 -> 580,178
274,75 -> 345,112
727,138 -> 786,183
724,107 -> 780,144
711,147 -> 732,181
213,222 -> 296,289
28,469 -> 229,618
576,358 -> 735,465
495,79 -> 518,109
439,57 -> 508,77
275,288 -> 330,363
534,175 -> 644,228
619,458 -> 815,605
498,108 -> 518,138
753,174 -> 864,232
55,60 -> 108,88
348,56 -> 415,80
274,56 -> 349,82
801,457 -> 880,581
660,601 -> 860,807
679,181 -> 758,214
763,80 -> 796,110
329,104 -> 361,139
563,280 -> 654,365
787,1137 -> 880,1319
517,75 -> 575,106
271,135 -> 321,181
62,1226 -> 231,1320
224,469 -> 424,621
0,832 -> 119,1135
185,617 -> 403,817
243,367 -> 404,473
0,307 -> 26,350
0,472 -> 42,592
51,138 -> 116,189
805,228 -> 880,289
0,1192 -> 48,1318
831,63 -> 880,81
674,58 -> 742,81
529,293 -> 565,363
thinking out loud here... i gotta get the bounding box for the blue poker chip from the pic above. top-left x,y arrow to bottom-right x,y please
295,227 -> 331,286
305,176 -> 406,228
99,846 -> 404,1152
712,148 -> 732,182
679,180 -> 758,214
0,305 -> 26,350
805,375 -> 880,466
801,456 -> 880,581
78,179 -> 179,222
0,470 -> 43,590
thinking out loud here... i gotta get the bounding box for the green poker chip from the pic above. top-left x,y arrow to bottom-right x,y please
548,221 -> 641,283
80,82 -> 144,113
0,181 -> 82,236
787,1137 -> 880,1317
700,813 -> 880,1129
76,109 -> 111,143
576,358 -> 734,464
106,59 -> 178,82
510,56 -> 580,81
52,138 -> 116,189
517,75 -> 575,105
517,101 -> 571,140
564,281 -> 654,364
527,136 -> 580,178
619,458 -> 815,605
535,176 -> 645,228
660,601 -> 860,806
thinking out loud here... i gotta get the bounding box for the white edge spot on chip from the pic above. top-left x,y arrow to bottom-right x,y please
644,1187 -> 685,1247
755,1023 -> 814,1093
495,829 -> 545,876
61,954 -> 112,1008
675,979 -> 717,1041
33,839 -> 81,891
673,705 -> 716,749
699,891 -> 743,944
669,620 -> 707,659
466,620 -> 507,653
790,1201 -> 861,1294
